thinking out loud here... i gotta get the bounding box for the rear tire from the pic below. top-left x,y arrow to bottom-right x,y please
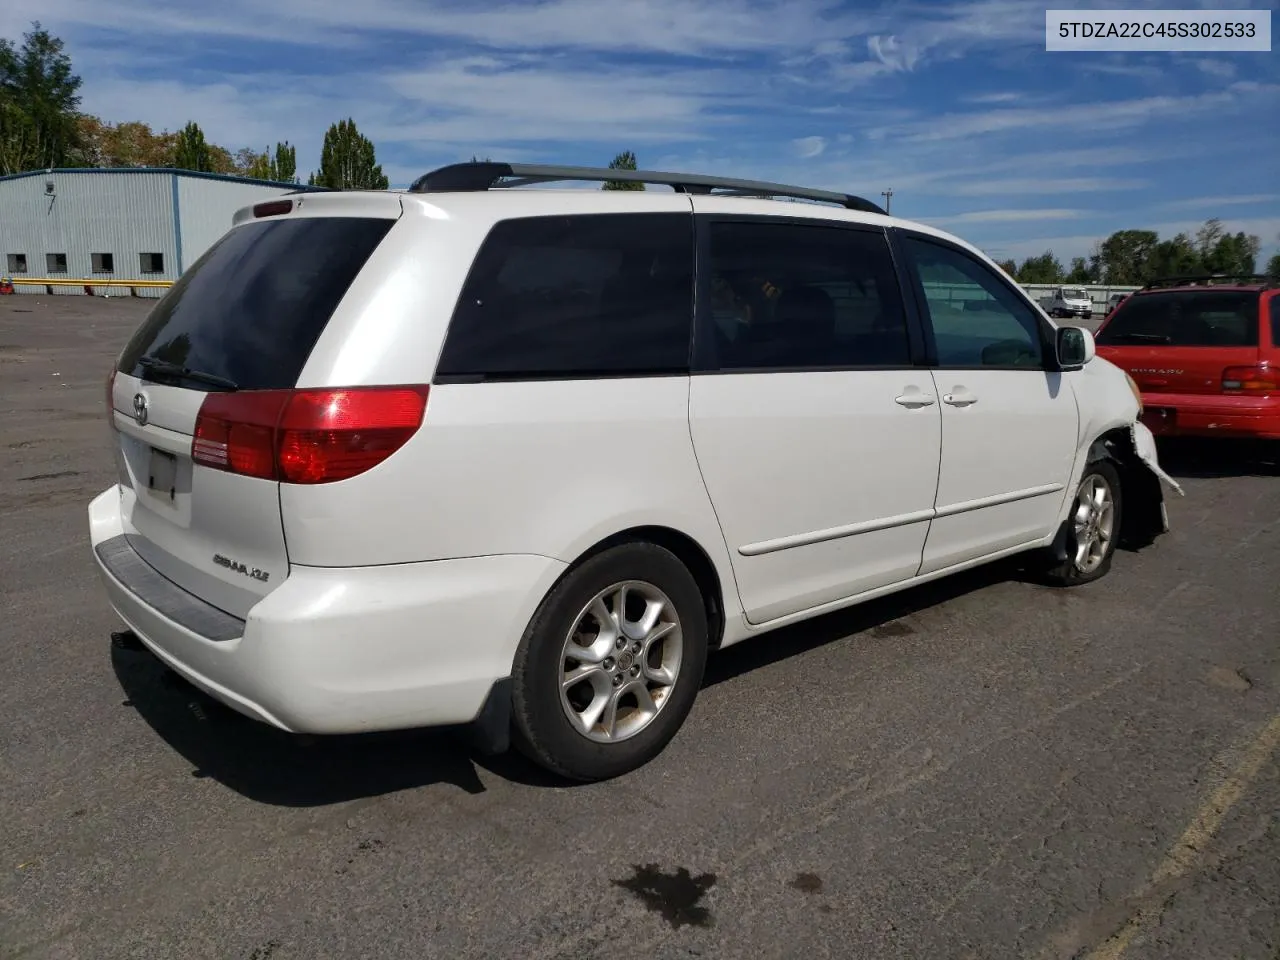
510,542 -> 709,782
1042,459 -> 1123,586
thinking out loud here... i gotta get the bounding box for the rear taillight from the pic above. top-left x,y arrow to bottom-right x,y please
192,386 -> 429,484
1222,365 -> 1278,394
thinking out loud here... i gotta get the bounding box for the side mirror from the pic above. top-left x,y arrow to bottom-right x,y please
1057,326 -> 1095,370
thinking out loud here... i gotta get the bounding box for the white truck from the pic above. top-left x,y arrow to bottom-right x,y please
1040,286 -> 1094,320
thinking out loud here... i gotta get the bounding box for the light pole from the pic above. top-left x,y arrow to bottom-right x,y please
881,188 -> 893,214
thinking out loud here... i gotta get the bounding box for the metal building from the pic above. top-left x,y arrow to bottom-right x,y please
0,168 -> 324,297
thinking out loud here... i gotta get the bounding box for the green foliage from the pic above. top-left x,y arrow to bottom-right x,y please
173,121 -> 213,172
273,141 -> 296,182
0,22 -> 83,175
1064,257 -> 1092,284
242,141 -> 298,182
1146,233 -> 1200,279
603,150 -> 644,191
310,118 -> 388,190
995,259 -> 1017,276
1090,229 -> 1159,284
245,149 -> 272,180
1266,253 -> 1280,278
1014,251 -> 1063,284
1203,230 -> 1259,275
1089,222 -> 1262,282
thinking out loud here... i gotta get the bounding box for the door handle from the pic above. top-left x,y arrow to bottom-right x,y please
942,390 -> 978,407
895,389 -> 936,408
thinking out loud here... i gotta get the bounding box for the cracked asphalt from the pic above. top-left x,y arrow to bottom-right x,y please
2,296 -> 1278,960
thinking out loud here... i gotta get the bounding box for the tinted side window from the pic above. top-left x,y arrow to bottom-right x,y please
904,237 -> 1044,368
1272,295 -> 1280,347
119,217 -> 395,390
436,214 -> 693,380
701,221 -> 910,371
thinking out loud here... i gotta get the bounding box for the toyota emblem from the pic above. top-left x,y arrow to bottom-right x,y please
132,392 -> 149,426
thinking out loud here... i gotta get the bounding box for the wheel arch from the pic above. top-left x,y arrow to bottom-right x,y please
562,525 -> 729,651
1086,425 -> 1167,551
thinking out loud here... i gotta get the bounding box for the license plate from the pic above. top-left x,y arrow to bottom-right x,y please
147,448 -> 178,501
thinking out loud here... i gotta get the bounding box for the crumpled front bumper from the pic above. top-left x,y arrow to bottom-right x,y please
1131,420 -> 1184,498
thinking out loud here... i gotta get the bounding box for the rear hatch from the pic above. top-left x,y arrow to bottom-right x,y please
108,203 -> 400,618
1095,288 -> 1262,395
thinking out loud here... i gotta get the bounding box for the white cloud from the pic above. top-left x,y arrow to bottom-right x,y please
1161,194 -> 1280,210
964,92 -> 1022,104
952,177 -> 1147,196
1191,58 -> 1236,79
45,0 -> 879,56
920,209 -> 1086,226
792,136 -> 827,158
877,82 -> 1280,142
867,34 -> 920,71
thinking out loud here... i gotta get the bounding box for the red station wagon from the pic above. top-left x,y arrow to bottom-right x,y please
1095,275 -> 1280,440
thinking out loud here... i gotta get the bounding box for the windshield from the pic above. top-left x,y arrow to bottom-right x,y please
1096,290 -> 1259,347
1062,289 -> 1087,300
118,216 -> 395,390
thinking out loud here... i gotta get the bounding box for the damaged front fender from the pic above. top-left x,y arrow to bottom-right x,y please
1104,420 -> 1183,549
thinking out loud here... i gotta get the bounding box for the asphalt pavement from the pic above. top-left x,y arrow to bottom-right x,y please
2,295 -> 1277,960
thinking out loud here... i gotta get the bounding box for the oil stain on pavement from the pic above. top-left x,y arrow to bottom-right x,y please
613,864 -> 717,929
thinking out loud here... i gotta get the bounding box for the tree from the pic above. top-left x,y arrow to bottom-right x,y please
233,146 -> 262,175
173,121 -> 214,172
0,22 -> 83,175
244,148 -> 272,179
272,140 -> 296,182
1194,218 -> 1225,260
603,150 -> 644,191
74,117 -> 176,168
1146,233 -> 1200,279
241,141 -> 297,182
310,118 -> 388,190
1266,252 -> 1280,279
1015,251 -> 1063,284
1093,229 -> 1159,284
995,259 -> 1017,276
1203,230 -> 1260,275
1064,257 -> 1092,284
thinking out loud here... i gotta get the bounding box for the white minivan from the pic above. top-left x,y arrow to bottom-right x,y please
90,162 -> 1180,781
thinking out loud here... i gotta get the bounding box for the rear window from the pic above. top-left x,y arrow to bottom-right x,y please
435,213 -> 693,380
118,217 -> 395,390
1096,290 -> 1260,347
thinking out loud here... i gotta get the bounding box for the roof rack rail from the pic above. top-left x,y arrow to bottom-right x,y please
406,162 -> 887,214
1141,274 -> 1276,290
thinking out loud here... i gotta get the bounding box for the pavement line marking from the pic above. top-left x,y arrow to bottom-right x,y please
1084,713 -> 1280,960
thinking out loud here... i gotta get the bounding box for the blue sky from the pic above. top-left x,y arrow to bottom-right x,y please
31,0 -> 1280,263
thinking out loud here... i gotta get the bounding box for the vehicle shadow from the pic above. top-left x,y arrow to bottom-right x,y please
112,645 -> 491,805
701,561 -> 1015,689
114,560 -> 1026,801
1156,437 -> 1280,479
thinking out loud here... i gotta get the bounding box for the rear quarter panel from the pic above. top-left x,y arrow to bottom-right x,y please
282,194 -> 740,617
277,377 -> 738,593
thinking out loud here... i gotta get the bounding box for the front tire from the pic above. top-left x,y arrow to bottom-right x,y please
510,542 -> 709,782
1042,459 -> 1123,586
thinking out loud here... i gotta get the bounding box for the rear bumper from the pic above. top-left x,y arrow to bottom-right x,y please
1140,392 -> 1280,440
89,486 -> 566,735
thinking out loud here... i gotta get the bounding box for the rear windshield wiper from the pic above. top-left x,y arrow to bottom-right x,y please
137,356 -> 239,391
1107,332 -> 1171,344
